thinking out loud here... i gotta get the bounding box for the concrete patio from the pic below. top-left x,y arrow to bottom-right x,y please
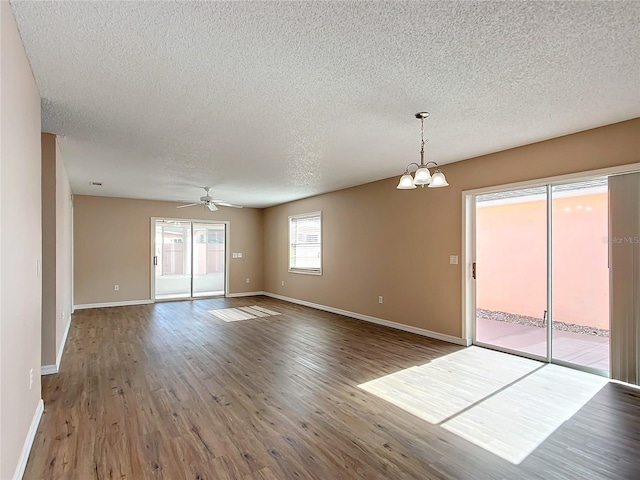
477,317 -> 609,371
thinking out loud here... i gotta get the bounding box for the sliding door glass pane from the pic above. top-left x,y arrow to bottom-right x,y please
551,179 -> 609,372
154,220 -> 192,300
192,223 -> 225,297
475,187 -> 548,358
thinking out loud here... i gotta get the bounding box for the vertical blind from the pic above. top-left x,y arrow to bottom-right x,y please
289,213 -> 322,273
609,172 -> 640,385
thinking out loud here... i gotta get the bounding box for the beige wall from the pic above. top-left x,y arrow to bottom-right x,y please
1,1 -> 43,478
73,196 -> 264,305
263,119 -> 640,339
55,140 -> 72,361
41,133 -> 57,365
41,134 -> 72,368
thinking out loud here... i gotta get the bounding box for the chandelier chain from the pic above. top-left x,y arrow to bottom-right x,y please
420,116 -> 425,164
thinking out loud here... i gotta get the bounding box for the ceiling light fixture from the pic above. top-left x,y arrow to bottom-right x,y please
397,112 -> 449,189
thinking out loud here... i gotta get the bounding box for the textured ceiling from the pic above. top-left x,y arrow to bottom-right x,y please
11,1 -> 640,208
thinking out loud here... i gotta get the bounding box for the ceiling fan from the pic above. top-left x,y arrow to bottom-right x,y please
177,187 -> 243,212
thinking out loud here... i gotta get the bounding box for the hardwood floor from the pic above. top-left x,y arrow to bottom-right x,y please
24,297 -> 640,479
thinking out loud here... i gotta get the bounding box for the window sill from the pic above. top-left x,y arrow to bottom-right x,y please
288,269 -> 322,276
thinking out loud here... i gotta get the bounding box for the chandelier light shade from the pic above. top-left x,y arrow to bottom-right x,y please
396,112 -> 449,190
428,168 -> 449,188
397,173 -> 417,189
413,166 -> 432,185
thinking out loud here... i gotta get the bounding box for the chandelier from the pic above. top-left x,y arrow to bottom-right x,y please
397,112 -> 449,189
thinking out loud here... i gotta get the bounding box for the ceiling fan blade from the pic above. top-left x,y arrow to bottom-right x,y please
214,202 -> 243,208
177,203 -> 199,209
206,203 -> 218,212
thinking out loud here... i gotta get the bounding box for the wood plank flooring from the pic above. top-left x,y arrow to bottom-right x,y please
24,297 -> 640,479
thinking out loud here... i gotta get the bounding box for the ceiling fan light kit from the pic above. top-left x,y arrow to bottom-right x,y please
397,112 -> 449,190
177,187 -> 243,211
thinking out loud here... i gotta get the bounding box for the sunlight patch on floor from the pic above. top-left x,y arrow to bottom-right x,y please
358,347 -> 608,464
442,363 -> 607,464
209,305 -> 280,322
359,347 -> 540,424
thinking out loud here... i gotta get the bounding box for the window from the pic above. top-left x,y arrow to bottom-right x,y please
208,231 -> 224,244
289,212 -> 322,274
196,231 -> 224,244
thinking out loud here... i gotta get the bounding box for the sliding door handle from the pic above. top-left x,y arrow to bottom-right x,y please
153,255 -> 158,266
472,261 -> 477,280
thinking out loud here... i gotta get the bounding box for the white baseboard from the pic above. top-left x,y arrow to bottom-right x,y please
13,398 -> 44,480
226,291 -> 265,298
73,299 -> 153,310
56,316 -> 72,369
42,315 -> 73,376
41,365 -> 57,375
263,292 -> 470,346
74,295 -> 268,308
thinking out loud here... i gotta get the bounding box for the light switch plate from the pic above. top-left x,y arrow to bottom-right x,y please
450,255 -> 459,265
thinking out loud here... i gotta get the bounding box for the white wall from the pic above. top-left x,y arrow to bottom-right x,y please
0,1 -> 43,478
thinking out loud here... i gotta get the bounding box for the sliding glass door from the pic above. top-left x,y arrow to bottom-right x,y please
551,180 -> 609,371
192,223 -> 226,297
473,178 -> 610,375
155,220 -> 192,300
475,186 -> 548,360
153,219 -> 226,300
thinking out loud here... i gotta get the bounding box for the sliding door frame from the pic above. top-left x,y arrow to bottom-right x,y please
546,185 -> 554,363
461,163 -> 640,375
150,217 -> 230,302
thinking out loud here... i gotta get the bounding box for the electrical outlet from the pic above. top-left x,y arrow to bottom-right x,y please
450,255 -> 459,265
281,281 -> 285,287
29,369 -> 34,389
238,252 -> 243,258
378,296 -> 383,304
114,284 -> 119,291
246,278 -> 250,284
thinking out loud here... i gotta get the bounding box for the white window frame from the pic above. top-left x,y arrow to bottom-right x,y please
288,211 -> 322,275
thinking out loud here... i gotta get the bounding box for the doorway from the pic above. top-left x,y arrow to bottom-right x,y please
152,219 -> 227,300
468,177 -> 611,375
